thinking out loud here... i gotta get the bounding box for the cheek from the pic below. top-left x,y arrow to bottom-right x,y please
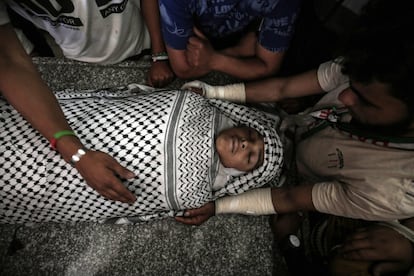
218,150 -> 238,169
215,136 -> 230,160
224,154 -> 247,171
218,151 -> 231,168
338,88 -> 358,107
380,107 -> 410,125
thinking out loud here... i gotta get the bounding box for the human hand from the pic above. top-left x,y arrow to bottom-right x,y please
186,27 -> 216,69
147,61 -> 175,88
175,202 -> 215,225
75,150 -> 137,203
339,224 -> 414,276
181,80 -> 210,96
181,81 -> 246,103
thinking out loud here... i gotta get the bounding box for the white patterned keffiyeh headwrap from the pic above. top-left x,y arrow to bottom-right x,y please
0,84 -> 283,223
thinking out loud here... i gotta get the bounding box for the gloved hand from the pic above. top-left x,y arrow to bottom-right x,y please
181,80 -> 246,103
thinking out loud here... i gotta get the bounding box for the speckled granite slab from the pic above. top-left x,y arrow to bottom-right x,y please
0,216 -> 284,276
33,57 -> 239,91
0,57 -> 287,276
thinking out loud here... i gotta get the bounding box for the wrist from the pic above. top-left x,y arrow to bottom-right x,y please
209,52 -> 224,71
70,148 -> 88,166
215,188 -> 276,215
206,83 -> 246,103
151,51 -> 168,63
54,135 -> 84,163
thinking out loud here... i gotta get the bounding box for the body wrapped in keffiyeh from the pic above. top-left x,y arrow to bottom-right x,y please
0,85 -> 283,223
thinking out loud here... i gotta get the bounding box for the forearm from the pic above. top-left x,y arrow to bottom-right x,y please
209,52 -> 282,80
0,25 -> 84,159
219,31 -> 256,58
215,185 -> 315,216
182,68 -> 324,104
167,47 -> 210,79
216,188 -> 276,215
140,0 -> 166,54
271,185 -> 316,213
1,60 -> 67,136
0,26 -> 138,203
245,69 -> 323,103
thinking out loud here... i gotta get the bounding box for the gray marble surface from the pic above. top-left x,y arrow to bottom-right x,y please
33,57 -> 239,91
0,57 -> 287,276
0,216 -> 283,276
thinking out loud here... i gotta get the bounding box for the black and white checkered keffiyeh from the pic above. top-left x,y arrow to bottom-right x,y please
0,85 -> 283,223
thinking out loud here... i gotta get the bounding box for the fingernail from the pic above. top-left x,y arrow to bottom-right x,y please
184,212 -> 189,217
126,172 -> 136,178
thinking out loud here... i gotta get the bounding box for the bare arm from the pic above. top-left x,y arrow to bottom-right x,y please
339,219 -> 414,275
140,0 -> 166,55
271,185 -> 316,213
181,68 -> 325,105
175,185 -> 316,225
173,27 -> 285,80
245,69 -> 324,102
0,24 -> 136,203
166,45 -> 211,79
169,44 -> 280,80
208,42 -> 284,80
140,0 -> 174,87
0,24 -> 71,143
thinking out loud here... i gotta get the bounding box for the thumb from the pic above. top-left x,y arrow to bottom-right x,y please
184,208 -> 201,217
181,80 -> 214,98
181,80 -> 206,90
370,262 -> 404,276
193,26 -> 207,40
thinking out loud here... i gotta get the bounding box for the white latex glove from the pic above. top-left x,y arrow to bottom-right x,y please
181,80 -> 246,103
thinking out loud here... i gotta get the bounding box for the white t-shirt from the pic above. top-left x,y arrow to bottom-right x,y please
4,0 -> 151,64
296,60 -> 414,221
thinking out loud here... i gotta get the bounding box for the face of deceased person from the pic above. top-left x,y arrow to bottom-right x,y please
215,126 -> 264,172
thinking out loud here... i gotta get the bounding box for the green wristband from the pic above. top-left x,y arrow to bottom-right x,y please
53,130 -> 76,139
50,130 -> 77,150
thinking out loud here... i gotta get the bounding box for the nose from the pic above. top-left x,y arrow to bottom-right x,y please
338,87 -> 358,107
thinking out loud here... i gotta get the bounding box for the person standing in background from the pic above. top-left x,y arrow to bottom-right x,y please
4,0 -> 174,87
